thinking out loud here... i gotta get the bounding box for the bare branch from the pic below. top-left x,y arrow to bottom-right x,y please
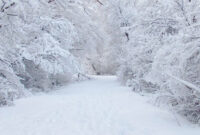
1,0 -> 6,12
175,0 -> 190,26
96,0 -> 103,6
6,13 -> 17,16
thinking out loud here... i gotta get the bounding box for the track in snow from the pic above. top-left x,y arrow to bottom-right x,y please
0,76 -> 199,135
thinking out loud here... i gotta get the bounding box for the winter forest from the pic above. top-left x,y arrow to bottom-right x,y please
0,0 -> 200,134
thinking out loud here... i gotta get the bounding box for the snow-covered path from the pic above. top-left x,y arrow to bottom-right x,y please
0,76 -> 199,135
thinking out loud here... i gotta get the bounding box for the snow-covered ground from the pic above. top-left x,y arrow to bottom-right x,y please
0,76 -> 199,135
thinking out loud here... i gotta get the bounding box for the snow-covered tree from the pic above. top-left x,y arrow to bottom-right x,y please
107,0 -> 200,124
0,0 -> 108,105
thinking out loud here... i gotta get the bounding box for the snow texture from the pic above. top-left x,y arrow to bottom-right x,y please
0,76 -> 199,135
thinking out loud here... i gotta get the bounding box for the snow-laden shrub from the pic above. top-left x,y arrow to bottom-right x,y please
0,0 -> 92,105
0,51 -> 24,106
16,17 -> 81,91
0,0 -> 114,105
147,26 -> 200,123
111,0 -> 200,124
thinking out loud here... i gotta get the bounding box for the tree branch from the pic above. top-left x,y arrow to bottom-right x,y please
96,0 -> 103,6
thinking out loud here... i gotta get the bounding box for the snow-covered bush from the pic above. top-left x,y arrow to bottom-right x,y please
0,0 -> 108,105
149,25 -> 200,123
0,63 -> 24,106
108,0 -> 200,124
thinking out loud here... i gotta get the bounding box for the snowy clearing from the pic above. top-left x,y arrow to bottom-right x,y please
0,76 -> 199,135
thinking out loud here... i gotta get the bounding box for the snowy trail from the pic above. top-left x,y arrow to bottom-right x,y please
0,76 -> 200,135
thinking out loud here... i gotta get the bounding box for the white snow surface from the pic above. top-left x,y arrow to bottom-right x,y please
0,76 -> 199,135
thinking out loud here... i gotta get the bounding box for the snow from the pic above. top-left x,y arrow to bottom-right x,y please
0,76 -> 199,135
165,72 -> 200,93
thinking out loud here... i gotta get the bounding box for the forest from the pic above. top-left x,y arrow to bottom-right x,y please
0,0 -> 200,133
